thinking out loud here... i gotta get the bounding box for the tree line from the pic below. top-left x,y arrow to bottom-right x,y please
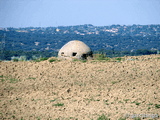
0,49 -> 158,61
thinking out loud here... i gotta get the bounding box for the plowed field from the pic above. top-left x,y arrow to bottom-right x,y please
0,55 -> 160,120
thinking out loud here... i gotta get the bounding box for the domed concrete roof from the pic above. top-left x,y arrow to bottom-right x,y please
58,40 -> 93,60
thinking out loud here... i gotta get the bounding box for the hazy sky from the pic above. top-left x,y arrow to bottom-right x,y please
0,0 -> 160,28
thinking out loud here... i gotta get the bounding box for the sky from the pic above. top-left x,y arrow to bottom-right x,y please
0,0 -> 160,28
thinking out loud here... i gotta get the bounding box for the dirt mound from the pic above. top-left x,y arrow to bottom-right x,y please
0,55 -> 160,120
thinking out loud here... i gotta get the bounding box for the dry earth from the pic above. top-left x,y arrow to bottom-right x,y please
0,55 -> 160,120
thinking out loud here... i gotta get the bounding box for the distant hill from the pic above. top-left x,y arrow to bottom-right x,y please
0,24 -> 160,60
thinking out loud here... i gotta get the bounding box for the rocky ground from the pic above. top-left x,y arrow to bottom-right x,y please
0,55 -> 160,120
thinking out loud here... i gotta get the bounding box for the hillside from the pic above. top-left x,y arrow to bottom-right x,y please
0,54 -> 160,119
0,24 -> 160,52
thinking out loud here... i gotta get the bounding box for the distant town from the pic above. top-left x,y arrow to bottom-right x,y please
0,24 -> 160,60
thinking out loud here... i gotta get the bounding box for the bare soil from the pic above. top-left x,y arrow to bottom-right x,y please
0,55 -> 160,120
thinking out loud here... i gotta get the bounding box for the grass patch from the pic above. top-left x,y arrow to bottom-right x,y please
147,103 -> 153,105
28,77 -> 36,80
72,59 -> 87,63
0,75 -> 3,78
135,102 -> 141,106
93,54 -> 109,61
48,58 -> 60,62
116,57 -> 123,61
92,54 -> 127,62
37,117 -> 41,120
53,103 -> 64,107
0,75 -> 19,83
49,59 -> 56,62
9,78 -> 19,83
74,81 -> 86,86
123,99 -> 130,103
133,118 -> 141,120
0,75 -> 5,82
80,60 -> 87,63
97,114 -> 110,120
155,104 -> 160,109
72,59 -> 79,62
84,97 -> 100,105
111,81 -> 118,85
103,99 -> 110,105
105,103 -> 109,105
147,107 -> 151,110
33,57 -> 49,62
113,57 -> 125,62
50,99 -> 57,102
131,101 -> 141,106
118,101 -> 123,103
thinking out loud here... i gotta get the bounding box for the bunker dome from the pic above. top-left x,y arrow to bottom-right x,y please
58,40 -> 93,60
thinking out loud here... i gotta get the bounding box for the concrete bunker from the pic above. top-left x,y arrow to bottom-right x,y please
58,40 -> 93,60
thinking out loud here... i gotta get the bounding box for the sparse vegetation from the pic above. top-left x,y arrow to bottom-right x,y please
115,57 -> 124,62
49,59 -> 56,62
0,75 -> 19,83
53,103 -> 64,107
123,99 -> 130,103
155,104 -> 160,109
147,103 -> 153,105
37,117 -> 41,120
0,75 -> 3,78
97,114 -> 110,120
135,102 -> 141,106
111,81 -> 118,85
0,54 -> 159,119
148,107 -> 151,110
80,60 -> 87,63
118,101 -> 123,103
48,57 -> 60,62
28,77 -> 36,80
72,59 -> 87,63
33,57 -> 49,62
93,54 -> 111,61
72,58 -> 79,62
50,99 -> 57,102
131,101 -> 141,106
